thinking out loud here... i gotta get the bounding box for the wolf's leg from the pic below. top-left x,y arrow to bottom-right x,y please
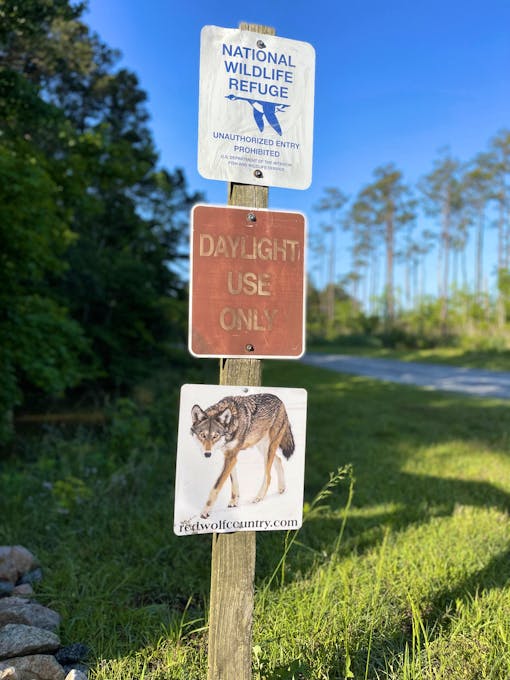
228,466 -> 239,507
274,454 -> 285,494
201,452 -> 239,518
254,425 -> 285,503
254,445 -> 270,502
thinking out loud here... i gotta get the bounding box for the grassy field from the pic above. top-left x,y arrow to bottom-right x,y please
2,357 -> 510,679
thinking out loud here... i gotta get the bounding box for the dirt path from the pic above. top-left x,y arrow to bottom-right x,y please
301,354 -> 510,399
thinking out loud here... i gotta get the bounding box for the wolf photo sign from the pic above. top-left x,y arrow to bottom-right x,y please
198,25 -> 315,189
174,384 -> 307,536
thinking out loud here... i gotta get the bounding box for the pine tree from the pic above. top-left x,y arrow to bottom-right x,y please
419,150 -> 462,332
314,187 -> 349,336
353,164 -> 415,322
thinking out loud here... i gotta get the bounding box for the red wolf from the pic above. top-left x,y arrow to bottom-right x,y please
190,393 -> 295,518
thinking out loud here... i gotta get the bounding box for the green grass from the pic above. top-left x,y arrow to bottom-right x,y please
306,343 -> 510,371
1,360 -> 510,679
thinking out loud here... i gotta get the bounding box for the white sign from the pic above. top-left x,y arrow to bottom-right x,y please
198,25 -> 315,190
174,384 -> 307,535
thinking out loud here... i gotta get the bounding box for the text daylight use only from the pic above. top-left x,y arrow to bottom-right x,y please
198,26 -> 315,190
189,205 -> 306,359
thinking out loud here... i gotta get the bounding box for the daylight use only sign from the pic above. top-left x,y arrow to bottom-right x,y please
189,204 -> 306,358
198,25 -> 315,189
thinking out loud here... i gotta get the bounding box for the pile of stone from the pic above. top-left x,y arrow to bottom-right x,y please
0,546 -> 89,680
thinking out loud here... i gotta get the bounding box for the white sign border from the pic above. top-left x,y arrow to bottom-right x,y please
173,384 -> 307,536
188,203 -> 307,360
198,25 -> 315,190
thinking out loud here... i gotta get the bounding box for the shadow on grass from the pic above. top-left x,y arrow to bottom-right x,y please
295,470 -> 510,556
6,360 -> 510,676
257,364 -> 510,580
425,542 -> 510,623
257,364 -> 510,678
170,364 -> 510,678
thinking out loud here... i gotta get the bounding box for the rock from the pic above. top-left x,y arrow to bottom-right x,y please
0,624 -> 60,660
0,666 -> 17,679
55,643 -> 90,665
0,598 -> 60,632
0,549 -> 86,678
0,655 -> 65,680
10,586 -> 32,599
16,568 -> 43,587
0,549 -> 38,586
0,554 -> 18,586
63,664 -> 88,676
64,670 -> 87,680
0,584 -> 13,600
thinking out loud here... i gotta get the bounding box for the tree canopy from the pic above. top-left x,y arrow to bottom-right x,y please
0,0 -> 201,441
310,130 -> 510,344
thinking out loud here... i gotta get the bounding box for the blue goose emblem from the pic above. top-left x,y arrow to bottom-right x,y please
225,95 -> 290,136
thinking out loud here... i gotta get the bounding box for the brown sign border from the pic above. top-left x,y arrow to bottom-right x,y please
189,204 -> 306,359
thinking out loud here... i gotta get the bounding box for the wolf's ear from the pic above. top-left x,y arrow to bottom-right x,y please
191,404 -> 206,424
218,407 -> 232,426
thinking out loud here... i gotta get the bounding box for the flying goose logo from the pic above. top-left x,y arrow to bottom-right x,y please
225,95 -> 290,136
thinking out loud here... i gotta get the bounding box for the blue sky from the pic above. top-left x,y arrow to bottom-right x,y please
86,0 -> 510,297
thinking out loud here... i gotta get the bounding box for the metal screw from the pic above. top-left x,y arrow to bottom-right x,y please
254,169 -> 263,178
247,212 -> 256,223
256,40 -> 266,48
245,344 -> 255,352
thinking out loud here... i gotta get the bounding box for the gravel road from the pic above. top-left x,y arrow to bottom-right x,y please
301,354 -> 510,399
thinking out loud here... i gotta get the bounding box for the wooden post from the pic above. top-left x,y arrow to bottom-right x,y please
207,23 -> 274,680
208,359 -> 260,680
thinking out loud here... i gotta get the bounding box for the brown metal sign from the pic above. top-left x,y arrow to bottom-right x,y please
189,204 -> 306,358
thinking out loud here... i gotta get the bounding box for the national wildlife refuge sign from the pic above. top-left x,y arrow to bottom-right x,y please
174,384 -> 307,536
198,25 -> 315,190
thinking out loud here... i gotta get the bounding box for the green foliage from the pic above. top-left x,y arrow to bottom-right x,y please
107,398 -> 152,458
307,282 -> 363,342
51,475 -> 93,512
307,282 -> 510,352
9,295 -> 89,391
0,0 -> 201,435
0,143 -> 70,290
0,143 -> 89,442
497,268 -> 510,322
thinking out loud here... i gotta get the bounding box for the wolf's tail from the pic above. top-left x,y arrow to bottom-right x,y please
280,419 -> 295,459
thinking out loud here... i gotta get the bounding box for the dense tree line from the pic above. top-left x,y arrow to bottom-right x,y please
310,131 -> 510,343
0,0 -> 200,441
